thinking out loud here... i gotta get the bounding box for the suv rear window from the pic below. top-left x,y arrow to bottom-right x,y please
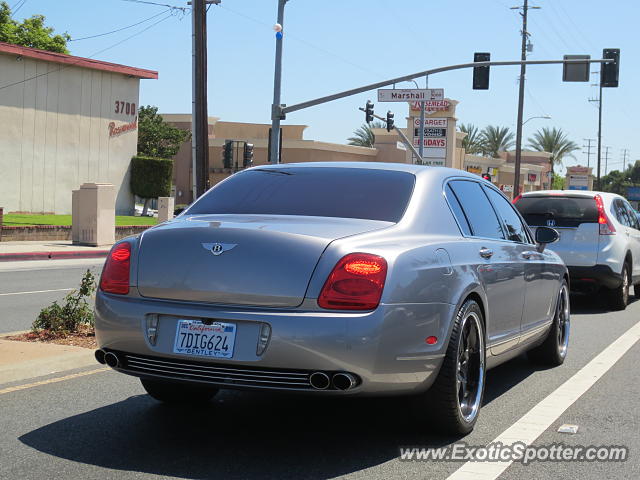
515,195 -> 597,227
186,167 -> 415,223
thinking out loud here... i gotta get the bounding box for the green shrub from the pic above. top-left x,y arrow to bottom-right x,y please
130,155 -> 173,200
32,270 -> 96,335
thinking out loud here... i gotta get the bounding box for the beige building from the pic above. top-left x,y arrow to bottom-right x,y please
0,42 -> 157,214
162,114 -> 406,204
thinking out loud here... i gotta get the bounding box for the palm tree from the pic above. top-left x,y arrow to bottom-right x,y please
347,121 -> 385,147
527,127 -> 580,176
480,125 -> 515,158
458,123 -> 484,155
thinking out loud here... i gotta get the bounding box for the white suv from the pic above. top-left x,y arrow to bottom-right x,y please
515,190 -> 640,310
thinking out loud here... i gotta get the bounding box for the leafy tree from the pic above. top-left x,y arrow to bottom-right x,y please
130,156 -> 174,215
458,123 -> 484,155
629,160 -> 640,185
480,125 -> 515,158
527,127 -> 580,176
137,105 -> 191,159
347,121 -> 385,148
0,2 -> 70,54
600,169 -> 628,196
551,173 -> 565,190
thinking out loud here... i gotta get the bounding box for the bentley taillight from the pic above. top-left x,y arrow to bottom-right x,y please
318,253 -> 387,310
100,243 -> 131,294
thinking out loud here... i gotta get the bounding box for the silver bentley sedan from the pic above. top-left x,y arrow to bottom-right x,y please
94,162 -> 569,435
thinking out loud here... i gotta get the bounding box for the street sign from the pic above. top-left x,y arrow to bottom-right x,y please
413,138 -> 447,148
627,186 -> 640,201
563,55 -> 590,82
378,88 -> 444,102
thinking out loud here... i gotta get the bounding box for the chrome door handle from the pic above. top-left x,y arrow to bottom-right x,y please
479,248 -> 493,259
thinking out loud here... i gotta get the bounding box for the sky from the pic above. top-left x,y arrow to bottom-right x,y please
8,0 -> 640,174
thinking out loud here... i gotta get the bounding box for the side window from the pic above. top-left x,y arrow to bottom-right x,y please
623,201 -> 640,230
444,185 -> 472,236
448,180 -> 505,240
484,186 -> 529,243
614,199 -> 631,227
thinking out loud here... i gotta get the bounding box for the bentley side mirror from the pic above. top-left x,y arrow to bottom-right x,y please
535,226 -> 559,253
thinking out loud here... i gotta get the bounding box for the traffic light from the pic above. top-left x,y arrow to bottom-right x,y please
601,48 -> 620,88
222,140 -> 233,169
365,100 -> 374,123
473,52 -> 490,90
243,142 -> 254,167
386,111 -> 394,132
482,172 -> 492,182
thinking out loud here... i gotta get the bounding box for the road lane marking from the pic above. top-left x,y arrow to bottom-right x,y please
0,288 -> 74,296
446,319 -> 640,480
0,367 -> 109,395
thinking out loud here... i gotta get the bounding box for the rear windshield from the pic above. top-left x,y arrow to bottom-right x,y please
186,167 -> 415,223
515,195 -> 597,227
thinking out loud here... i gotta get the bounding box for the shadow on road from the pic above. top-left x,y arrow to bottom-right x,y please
19,390 -> 460,479
569,292 -> 637,314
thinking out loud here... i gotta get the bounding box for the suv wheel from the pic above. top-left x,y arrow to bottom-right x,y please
141,378 -> 219,404
608,263 -> 630,311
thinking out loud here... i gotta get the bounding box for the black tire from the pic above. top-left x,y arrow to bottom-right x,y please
607,263 -> 630,311
141,378 -> 218,404
413,299 -> 486,436
527,280 -> 570,366
634,283 -> 640,300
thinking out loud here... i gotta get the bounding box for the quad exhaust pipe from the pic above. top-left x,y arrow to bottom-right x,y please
332,372 -> 357,391
95,350 -> 120,368
309,371 -> 357,390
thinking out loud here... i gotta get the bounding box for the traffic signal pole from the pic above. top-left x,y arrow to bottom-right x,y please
269,0 -> 287,164
275,58 -> 612,120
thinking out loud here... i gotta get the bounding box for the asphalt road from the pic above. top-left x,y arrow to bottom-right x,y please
1,286 -> 639,479
0,259 -> 105,333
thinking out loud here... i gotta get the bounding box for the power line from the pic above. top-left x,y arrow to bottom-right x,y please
120,0 -> 187,12
12,0 -> 27,14
0,10 -> 177,92
70,9 -> 170,41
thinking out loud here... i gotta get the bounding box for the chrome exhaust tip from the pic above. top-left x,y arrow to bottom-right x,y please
309,372 -> 330,390
94,349 -> 106,365
332,372 -> 357,391
104,352 -> 120,369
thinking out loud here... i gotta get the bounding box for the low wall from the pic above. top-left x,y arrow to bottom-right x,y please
0,225 -> 151,242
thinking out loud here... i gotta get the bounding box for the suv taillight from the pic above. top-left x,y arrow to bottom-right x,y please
318,253 -> 387,310
595,194 -> 616,235
512,194 -> 522,204
99,243 -> 131,294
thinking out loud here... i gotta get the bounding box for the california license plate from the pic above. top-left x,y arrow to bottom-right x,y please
173,320 -> 236,358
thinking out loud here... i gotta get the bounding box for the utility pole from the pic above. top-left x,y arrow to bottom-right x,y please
511,0 -> 539,198
191,0 -> 214,199
583,138 -> 595,168
621,148 -> 630,170
603,146 -> 611,176
269,0 -> 288,164
596,79 -> 603,189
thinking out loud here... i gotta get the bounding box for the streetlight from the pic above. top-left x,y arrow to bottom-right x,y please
522,115 -> 551,125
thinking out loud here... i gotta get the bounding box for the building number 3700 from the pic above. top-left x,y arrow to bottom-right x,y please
114,101 -> 136,116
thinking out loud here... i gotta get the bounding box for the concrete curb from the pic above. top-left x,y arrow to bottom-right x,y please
0,338 -> 98,384
0,250 -> 109,262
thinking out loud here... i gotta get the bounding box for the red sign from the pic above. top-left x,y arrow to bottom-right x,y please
109,116 -> 138,138
410,100 -> 450,112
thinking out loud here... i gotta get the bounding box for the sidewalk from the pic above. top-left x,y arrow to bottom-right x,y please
0,241 -> 112,262
0,336 -> 98,384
